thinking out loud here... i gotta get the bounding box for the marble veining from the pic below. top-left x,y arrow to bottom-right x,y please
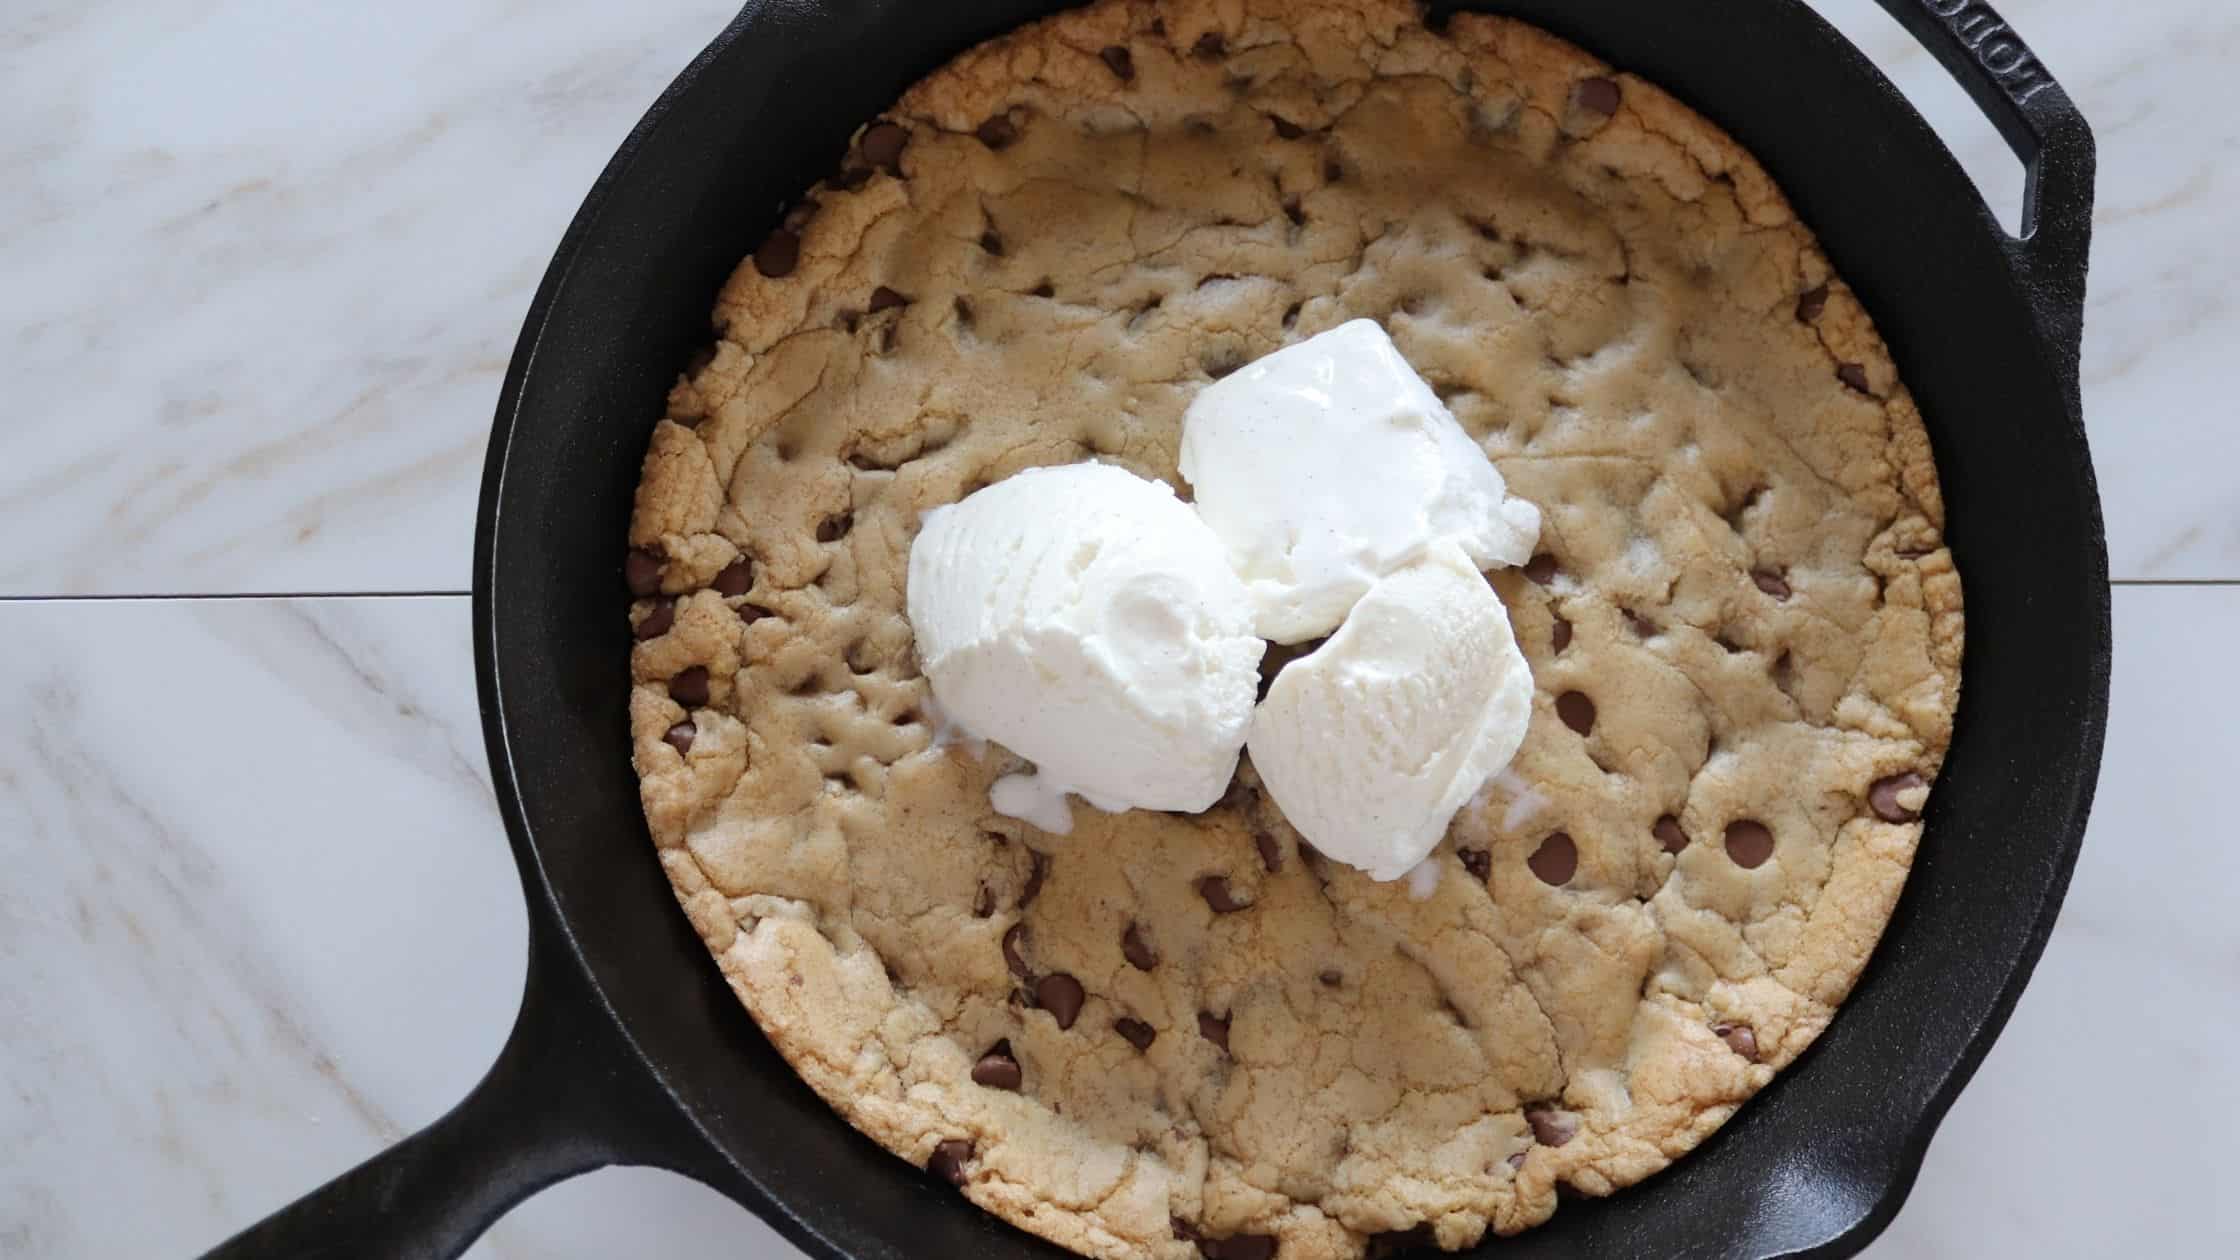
0,0 -> 2235,594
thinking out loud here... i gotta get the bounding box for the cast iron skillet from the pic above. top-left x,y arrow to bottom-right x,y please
204,1 -> 2105,1256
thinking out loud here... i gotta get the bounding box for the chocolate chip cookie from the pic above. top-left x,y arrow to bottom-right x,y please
625,2 -> 1962,1256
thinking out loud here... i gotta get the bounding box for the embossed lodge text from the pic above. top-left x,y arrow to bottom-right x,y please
1922,0 -> 2055,102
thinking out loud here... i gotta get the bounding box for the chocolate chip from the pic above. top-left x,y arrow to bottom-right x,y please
1198,1010 -> 1230,1051
1254,830 -> 1282,873
1116,1016 -> 1157,1051
1100,45 -> 1135,81
1457,847 -> 1491,881
1795,285 -> 1829,323
1724,820 -> 1775,869
1270,114 -> 1306,139
1525,1104 -> 1579,1147
976,114 -> 1019,149
1194,32 -> 1226,58
1868,771 -> 1926,822
1202,1236 -> 1275,1260
867,285 -> 909,313
754,228 -> 800,278
740,603 -> 776,625
1528,832 -> 1578,886
1029,281 -> 1055,298
1550,615 -> 1573,653
1837,362 -> 1871,393
1751,569 -> 1792,600
1318,969 -> 1342,987
1122,922 -> 1158,971
663,721 -> 695,756
668,666 -> 710,709
1654,815 -> 1688,854
624,547 -> 664,596
1367,1226 -> 1434,1258
859,121 -> 908,173
1197,875 -> 1247,913
1002,923 -> 1032,980
1575,76 -> 1621,116
971,1041 -> 1022,1090
973,884 -> 994,918
1555,690 -> 1596,736
927,1139 -> 974,1185
1173,1217 -> 1202,1242
1715,1023 -> 1761,1061
1036,974 -> 1085,1030
815,512 -> 852,543
1019,850 -> 1047,907
633,597 -> 675,641
979,228 -> 1005,257
1523,553 -> 1558,584
712,558 -> 753,597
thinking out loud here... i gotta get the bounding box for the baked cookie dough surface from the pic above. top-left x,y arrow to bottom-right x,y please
624,2 -> 1963,1256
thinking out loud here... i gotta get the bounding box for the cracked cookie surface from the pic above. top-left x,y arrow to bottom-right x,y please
625,2 -> 1962,1256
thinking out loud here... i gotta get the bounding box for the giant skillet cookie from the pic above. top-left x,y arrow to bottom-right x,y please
624,2 -> 1962,1256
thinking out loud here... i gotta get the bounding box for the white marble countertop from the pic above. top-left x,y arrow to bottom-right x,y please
2,1 -> 2233,1257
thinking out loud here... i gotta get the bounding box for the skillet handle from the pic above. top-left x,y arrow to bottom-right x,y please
1875,0 -> 2096,363
197,906 -> 714,1260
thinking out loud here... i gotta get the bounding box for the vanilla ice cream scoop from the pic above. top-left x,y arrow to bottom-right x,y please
1248,543 -> 1534,880
1179,319 -> 1541,643
907,462 -> 1264,826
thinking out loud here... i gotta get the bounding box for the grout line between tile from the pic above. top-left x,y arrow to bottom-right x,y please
0,591 -> 473,604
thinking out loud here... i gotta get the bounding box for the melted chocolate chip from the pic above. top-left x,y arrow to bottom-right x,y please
1653,815 -> 1688,854
1523,553 -> 1559,585
1254,830 -> 1282,873
1459,847 -> 1491,881
815,512 -> 852,543
633,598 -> 675,641
1115,1017 -> 1157,1051
1100,45 -> 1135,81
1122,921 -> 1158,971
927,1138 -> 974,1185
668,666 -> 710,709
1202,1236 -> 1275,1260
976,114 -> 1019,149
1525,1104 -> 1579,1147
1837,362 -> 1871,394
1197,875 -> 1247,913
754,229 -> 800,278
1575,76 -> 1621,116
1002,923 -> 1032,980
1751,569 -> 1792,600
1715,1023 -> 1761,1061
1528,832 -> 1578,886
1318,969 -> 1343,988
1019,850 -> 1047,907
867,285 -> 909,313
712,558 -> 753,597
1869,771 -> 1927,822
1555,690 -> 1597,736
1796,285 -> 1829,323
978,228 -> 1005,257
973,884 -> 994,918
971,1041 -> 1022,1090
858,121 -> 908,173
1270,114 -> 1306,139
662,721 -> 695,757
624,547 -> 664,596
1198,1010 -> 1230,1052
1036,973 -> 1085,1030
1194,32 -> 1227,58
1550,615 -> 1573,653
1724,820 -> 1775,869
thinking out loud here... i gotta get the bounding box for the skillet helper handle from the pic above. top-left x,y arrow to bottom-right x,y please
199,911 -> 706,1260
1875,0 -> 2096,363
